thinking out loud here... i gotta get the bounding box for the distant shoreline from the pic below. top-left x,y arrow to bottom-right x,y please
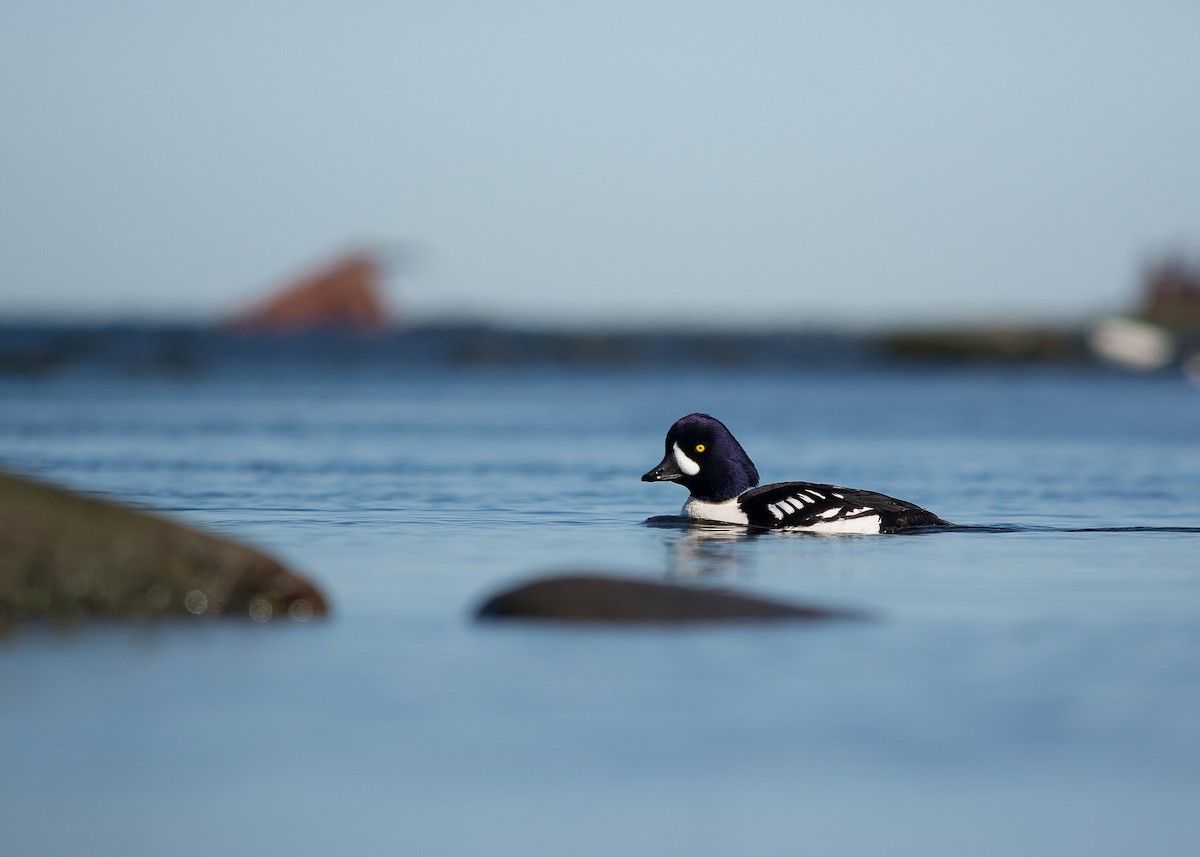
0,318 -> 1181,376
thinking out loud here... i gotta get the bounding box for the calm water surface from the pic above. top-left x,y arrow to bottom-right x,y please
1,367 -> 1198,856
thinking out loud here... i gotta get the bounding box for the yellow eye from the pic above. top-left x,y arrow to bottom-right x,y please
695,443 -> 706,453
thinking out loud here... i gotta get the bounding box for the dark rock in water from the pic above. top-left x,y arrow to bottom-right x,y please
0,470 -> 327,628
475,574 -> 867,624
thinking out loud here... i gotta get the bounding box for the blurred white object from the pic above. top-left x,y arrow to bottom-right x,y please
1088,317 -> 1175,370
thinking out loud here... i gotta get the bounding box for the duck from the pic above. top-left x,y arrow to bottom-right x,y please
641,413 -> 949,533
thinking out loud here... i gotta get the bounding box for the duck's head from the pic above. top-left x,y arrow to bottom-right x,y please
641,413 -> 760,502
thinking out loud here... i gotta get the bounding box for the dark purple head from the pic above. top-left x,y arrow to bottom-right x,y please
640,413 -> 760,502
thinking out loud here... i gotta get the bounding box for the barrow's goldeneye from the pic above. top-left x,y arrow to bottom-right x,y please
641,413 -> 948,533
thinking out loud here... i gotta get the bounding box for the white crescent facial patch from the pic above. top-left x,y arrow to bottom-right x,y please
672,442 -> 700,476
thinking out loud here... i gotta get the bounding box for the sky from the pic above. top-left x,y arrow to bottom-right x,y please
1,0 -> 1198,327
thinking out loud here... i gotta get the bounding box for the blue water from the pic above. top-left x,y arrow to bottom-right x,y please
1,367 -> 1199,856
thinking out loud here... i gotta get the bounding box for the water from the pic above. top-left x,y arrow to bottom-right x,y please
1,365 -> 1199,855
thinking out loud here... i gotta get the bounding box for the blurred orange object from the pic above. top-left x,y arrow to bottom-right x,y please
227,251 -> 392,332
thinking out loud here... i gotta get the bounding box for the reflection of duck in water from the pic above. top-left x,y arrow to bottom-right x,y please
642,413 -> 948,534
645,516 -> 760,578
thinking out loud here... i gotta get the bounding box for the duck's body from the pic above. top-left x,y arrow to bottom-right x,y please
680,481 -> 943,533
642,413 -> 948,534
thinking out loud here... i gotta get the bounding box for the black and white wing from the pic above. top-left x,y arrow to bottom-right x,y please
737,481 -> 948,533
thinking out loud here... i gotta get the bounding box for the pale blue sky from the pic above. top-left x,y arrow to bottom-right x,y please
1,1 -> 1198,326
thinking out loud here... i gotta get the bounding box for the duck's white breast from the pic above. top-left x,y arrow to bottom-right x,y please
682,496 -> 749,525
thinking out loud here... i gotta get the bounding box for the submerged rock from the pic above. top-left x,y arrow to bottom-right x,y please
0,471 -> 327,628
475,573 -> 867,624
